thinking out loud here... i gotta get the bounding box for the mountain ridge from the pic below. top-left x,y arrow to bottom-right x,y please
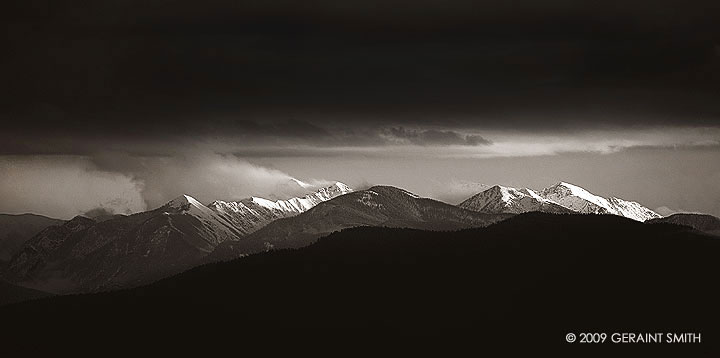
461,181 -> 661,221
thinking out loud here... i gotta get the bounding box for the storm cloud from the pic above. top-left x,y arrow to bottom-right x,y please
3,0 -> 720,139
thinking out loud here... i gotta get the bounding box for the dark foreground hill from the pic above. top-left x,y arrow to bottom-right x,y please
2,213 -> 719,354
0,279 -> 51,306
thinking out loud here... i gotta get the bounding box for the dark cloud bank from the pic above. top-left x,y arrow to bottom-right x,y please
1,1 -> 719,218
2,0 -> 720,146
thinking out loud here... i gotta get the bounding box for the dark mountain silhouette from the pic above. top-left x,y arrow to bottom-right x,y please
210,185 -> 511,261
647,213 -> 720,236
2,213 -> 718,354
0,214 -> 63,263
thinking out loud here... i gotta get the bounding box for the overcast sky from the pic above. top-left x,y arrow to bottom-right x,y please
1,0 -> 719,218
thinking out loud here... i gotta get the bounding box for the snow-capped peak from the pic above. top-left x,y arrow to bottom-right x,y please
248,181 -> 353,212
541,182 -> 614,212
539,182 -> 660,221
166,194 -> 233,219
460,181 -> 660,221
460,185 -> 568,214
207,181 -> 353,236
489,185 -> 525,203
167,194 -> 206,211
163,194 -> 243,247
332,181 -> 352,193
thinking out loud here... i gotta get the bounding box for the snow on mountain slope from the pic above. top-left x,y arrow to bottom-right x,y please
459,185 -> 571,214
460,181 -> 660,221
2,183 -> 351,293
210,186 -> 511,261
607,197 -> 663,222
540,182 -> 660,221
163,194 -> 243,247
540,182 -> 614,214
209,182 -> 353,235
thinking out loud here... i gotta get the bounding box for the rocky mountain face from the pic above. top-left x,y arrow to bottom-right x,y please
461,182 -> 660,221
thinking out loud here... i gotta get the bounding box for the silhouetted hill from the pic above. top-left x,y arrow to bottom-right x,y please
647,213 -> 720,236
2,213 -> 718,354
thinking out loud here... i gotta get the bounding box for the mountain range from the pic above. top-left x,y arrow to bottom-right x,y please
0,180 -> 706,296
